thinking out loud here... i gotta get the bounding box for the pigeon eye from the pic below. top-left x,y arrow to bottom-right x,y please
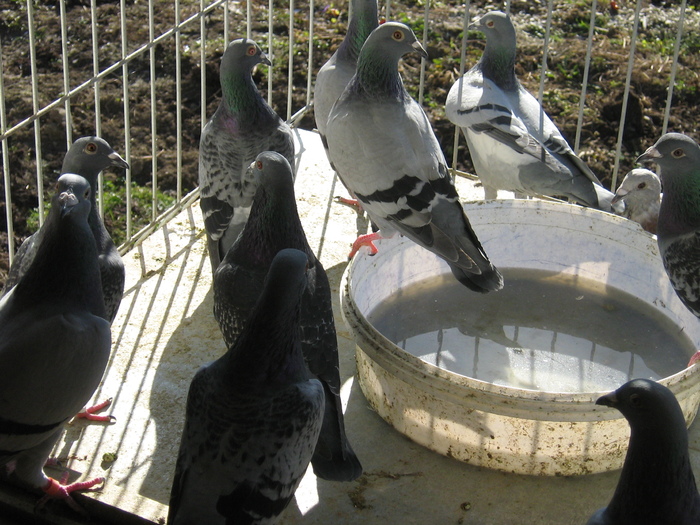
84,187 -> 90,198
672,148 -> 685,158
392,30 -> 404,41
247,46 -> 257,56
486,20 -> 495,28
256,160 -> 263,170
629,394 -> 642,407
637,182 -> 646,189
85,142 -> 98,154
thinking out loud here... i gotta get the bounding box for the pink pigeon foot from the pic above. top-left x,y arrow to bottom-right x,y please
348,232 -> 383,259
334,195 -> 363,212
75,398 -> 115,423
38,474 -> 105,515
688,351 -> 700,368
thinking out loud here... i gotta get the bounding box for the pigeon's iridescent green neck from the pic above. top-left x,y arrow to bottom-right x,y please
220,67 -> 266,120
354,51 -> 407,100
658,170 -> 700,237
480,45 -> 517,91
337,0 -> 378,63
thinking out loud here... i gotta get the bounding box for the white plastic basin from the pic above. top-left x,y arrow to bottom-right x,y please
341,199 -> 700,475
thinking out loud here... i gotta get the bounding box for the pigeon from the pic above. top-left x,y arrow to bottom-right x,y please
168,248 -> 324,525
637,133 -> 700,319
587,378 -> 700,524
445,11 -> 615,210
325,22 -> 503,293
213,151 -> 362,482
199,38 -> 296,273
4,136 -> 128,324
611,168 -> 661,234
314,0 -> 378,139
0,173 -> 111,513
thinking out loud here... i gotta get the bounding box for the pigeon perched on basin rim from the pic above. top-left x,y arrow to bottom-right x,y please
214,151 -> 362,482
587,378 -> 700,524
445,10 -> 614,210
0,173 -> 111,513
199,38 -> 296,273
168,248 -> 324,525
325,21 -> 503,293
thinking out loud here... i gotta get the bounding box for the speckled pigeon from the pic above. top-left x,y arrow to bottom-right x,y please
199,38 -> 296,273
213,151 -> 362,482
168,248 -> 324,525
587,379 -> 700,524
445,11 -> 614,209
325,22 -> 503,293
314,0 -> 378,139
0,174 -> 111,513
637,133 -> 700,320
4,136 -> 128,324
611,168 -> 661,234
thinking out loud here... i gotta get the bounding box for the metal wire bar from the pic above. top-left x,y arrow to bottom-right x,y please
662,0 -> 687,134
121,0 -> 132,240
91,0 -> 105,217
27,0 -> 44,228
59,0 -> 73,148
0,40 -> 14,265
574,0 -> 598,155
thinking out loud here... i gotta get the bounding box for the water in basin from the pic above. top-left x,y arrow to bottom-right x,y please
368,268 -> 694,393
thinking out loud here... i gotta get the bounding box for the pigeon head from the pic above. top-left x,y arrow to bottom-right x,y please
252,150 -> 294,191
61,136 -> 129,185
362,22 -> 428,62
612,168 -> 661,205
471,11 -> 518,89
220,38 -> 271,78
637,133 -> 700,183
596,378 -> 686,433
55,173 -> 92,222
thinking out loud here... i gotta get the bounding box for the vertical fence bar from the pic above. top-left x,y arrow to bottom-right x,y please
201,0 -> 207,130
175,0 -> 183,202
611,0 -> 643,190
536,0 -> 554,146
287,0 -> 295,121
149,0 -> 158,223
27,0 -> 45,227
224,0 -> 229,45
574,0 -> 597,154
59,0 -> 73,148
247,0 -> 252,40
91,0 -> 105,217
267,0 -> 274,106
0,40 -> 14,264
662,0 -> 687,135
121,0 -> 132,240
417,0 -> 430,105
306,0 -> 314,111
451,0 -> 471,173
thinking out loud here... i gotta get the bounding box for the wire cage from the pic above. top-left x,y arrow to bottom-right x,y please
0,0 -> 696,276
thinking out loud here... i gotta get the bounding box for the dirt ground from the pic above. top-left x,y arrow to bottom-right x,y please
0,0 -> 699,284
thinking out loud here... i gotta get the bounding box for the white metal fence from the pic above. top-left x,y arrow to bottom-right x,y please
0,0 -> 696,275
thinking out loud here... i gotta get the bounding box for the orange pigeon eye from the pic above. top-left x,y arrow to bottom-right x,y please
256,160 -> 263,170
247,46 -> 257,56
85,142 -> 98,154
486,20 -> 495,28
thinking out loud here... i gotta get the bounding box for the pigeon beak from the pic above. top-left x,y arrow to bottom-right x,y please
59,190 -> 79,214
259,52 -> 272,67
109,151 -> 130,170
595,391 -> 618,408
636,146 -> 661,164
412,40 -> 429,60
610,189 -> 628,205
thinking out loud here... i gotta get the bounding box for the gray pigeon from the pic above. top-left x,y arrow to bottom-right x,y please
3,136 -> 128,324
587,379 -> 700,525
0,173 -> 111,512
214,151 -> 362,482
314,0 -> 378,139
637,133 -> 700,318
325,22 -> 503,293
611,168 -> 661,234
168,248 -> 324,525
445,11 -> 615,209
199,38 -> 296,273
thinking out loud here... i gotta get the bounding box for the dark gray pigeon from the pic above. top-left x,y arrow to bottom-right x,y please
314,0 -> 378,139
587,379 -> 700,525
199,38 -> 296,273
0,173 -> 111,512
637,133 -> 700,318
325,22 -> 503,293
445,11 -> 614,209
3,136 -> 128,324
213,151 -> 362,482
168,248 -> 324,525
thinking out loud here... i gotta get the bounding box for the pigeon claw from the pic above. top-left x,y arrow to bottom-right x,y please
75,398 -> 116,423
38,476 -> 105,515
334,195 -> 363,213
348,232 -> 382,259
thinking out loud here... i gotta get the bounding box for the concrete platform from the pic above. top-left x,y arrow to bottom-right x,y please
2,129 -> 700,524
